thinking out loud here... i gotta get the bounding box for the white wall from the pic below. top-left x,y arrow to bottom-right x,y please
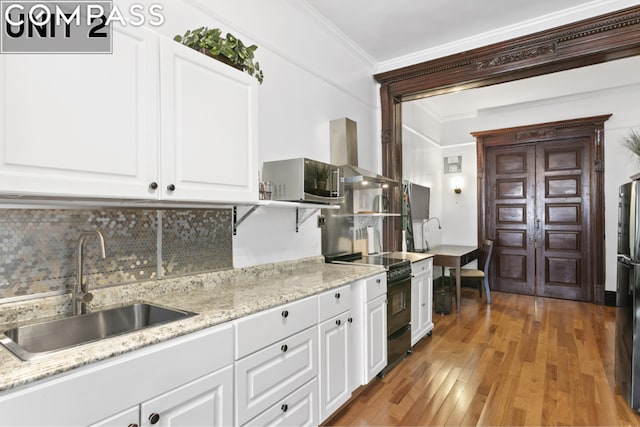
152,0 -> 379,267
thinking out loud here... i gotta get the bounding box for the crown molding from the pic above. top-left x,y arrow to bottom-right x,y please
376,0 -> 640,73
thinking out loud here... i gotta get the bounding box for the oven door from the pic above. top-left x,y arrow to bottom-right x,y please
387,276 -> 411,335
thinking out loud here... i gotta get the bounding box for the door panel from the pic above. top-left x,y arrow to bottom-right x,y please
486,137 -> 592,301
487,145 -> 536,295
536,139 -> 591,301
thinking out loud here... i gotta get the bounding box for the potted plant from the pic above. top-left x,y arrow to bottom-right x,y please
174,27 -> 264,84
621,129 -> 640,179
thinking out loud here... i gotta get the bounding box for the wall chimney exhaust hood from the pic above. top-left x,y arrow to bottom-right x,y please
329,117 -> 397,187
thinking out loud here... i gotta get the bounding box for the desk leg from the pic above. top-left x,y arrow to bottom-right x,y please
455,259 -> 461,313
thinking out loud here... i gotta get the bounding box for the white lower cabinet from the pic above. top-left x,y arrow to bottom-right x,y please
235,326 -> 318,426
0,323 -> 234,427
243,379 -> 318,427
318,284 -> 352,423
411,258 -> 434,346
92,366 -> 233,427
350,273 -> 388,388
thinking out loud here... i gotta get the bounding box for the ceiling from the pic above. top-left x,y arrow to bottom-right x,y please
300,0 -> 640,121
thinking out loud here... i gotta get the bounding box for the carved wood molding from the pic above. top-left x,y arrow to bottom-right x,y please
374,5 -> 640,98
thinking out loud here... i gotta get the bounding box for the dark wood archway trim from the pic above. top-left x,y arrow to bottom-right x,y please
472,115 -> 611,304
374,5 -> 640,265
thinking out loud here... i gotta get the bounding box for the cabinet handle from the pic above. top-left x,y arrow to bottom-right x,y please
167,184 -> 176,192
281,344 -> 288,352
149,182 -> 158,190
281,310 -> 289,318
348,317 -> 353,323
128,424 -> 139,427
148,413 -> 160,425
335,292 -> 341,299
281,404 -> 289,412
376,279 -> 381,284
422,303 -> 426,307
336,319 -> 341,326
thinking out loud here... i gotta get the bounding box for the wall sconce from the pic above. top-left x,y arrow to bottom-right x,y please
454,187 -> 462,194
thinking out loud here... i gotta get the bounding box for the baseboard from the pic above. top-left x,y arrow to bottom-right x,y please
604,290 -> 616,307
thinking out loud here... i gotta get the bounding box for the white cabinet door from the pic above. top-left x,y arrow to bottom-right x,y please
411,274 -> 421,345
319,312 -> 351,422
235,326 -> 318,426
365,294 -> 387,383
159,38 -> 259,203
411,259 -> 434,345
243,379 -> 318,427
140,365 -> 233,427
0,25 -> 159,199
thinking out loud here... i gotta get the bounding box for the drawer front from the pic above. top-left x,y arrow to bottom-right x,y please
365,273 -> 386,302
243,378 -> 318,427
235,326 -> 318,425
235,295 -> 318,359
412,258 -> 432,275
318,284 -> 351,322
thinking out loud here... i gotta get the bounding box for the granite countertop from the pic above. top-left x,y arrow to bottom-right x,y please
0,256 -> 384,393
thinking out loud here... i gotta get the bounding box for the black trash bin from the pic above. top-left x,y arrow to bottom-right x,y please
434,277 -> 452,314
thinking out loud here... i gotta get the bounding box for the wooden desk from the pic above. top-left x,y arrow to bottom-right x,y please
424,245 -> 479,313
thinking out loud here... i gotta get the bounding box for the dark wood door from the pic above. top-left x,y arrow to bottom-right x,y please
486,145 -> 536,295
535,139 -> 591,300
486,137 -> 592,301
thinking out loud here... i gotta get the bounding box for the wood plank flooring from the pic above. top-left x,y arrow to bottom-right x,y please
327,290 -> 640,426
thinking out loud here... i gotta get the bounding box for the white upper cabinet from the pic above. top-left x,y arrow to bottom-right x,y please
0,25 -> 159,199
0,27 -> 259,204
159,38 -> 258,203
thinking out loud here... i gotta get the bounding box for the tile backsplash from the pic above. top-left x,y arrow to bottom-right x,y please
0,208 -> 232,301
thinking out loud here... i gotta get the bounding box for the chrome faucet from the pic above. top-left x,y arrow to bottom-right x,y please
422,217 -> 442,251
74,231 -> 106,315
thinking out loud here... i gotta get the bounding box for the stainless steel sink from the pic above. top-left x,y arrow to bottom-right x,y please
0,303 -> 197,361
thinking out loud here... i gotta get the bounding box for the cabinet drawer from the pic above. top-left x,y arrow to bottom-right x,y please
365,273 -> 386,301
318,284 -> 351,322
235,295 -> 318,359
412,258 -> 432,275
235,326 -> 318,426
243,378 -> 318,427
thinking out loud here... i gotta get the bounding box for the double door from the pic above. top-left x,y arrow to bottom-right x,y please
485,137 -> 592,301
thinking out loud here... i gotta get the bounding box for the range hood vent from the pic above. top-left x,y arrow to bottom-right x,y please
329,117 -> 397,187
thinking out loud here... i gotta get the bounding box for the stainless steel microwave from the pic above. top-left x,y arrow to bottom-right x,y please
262,158 -> 344,204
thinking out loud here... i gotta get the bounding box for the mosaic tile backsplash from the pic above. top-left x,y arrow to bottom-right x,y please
0,208 -> 232,300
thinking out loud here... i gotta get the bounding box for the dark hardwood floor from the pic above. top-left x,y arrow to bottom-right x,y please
328,289 -> 640,426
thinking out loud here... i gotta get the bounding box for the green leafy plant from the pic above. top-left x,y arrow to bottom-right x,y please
174,27 -> 264,84
621,129 -> 640,157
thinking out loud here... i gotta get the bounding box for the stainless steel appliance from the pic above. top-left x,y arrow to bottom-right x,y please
616,180 -> 640,411
262,158 -> 344,204
326,253 -> 412,376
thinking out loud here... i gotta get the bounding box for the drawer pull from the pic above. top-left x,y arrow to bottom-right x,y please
335,292 -> 341,299
281,310 -> 289,318
128,424 -> 139,427
149,413 -> 160,425
336,319 -> 341,326
281,404 -> 289,412
281,344 -> 288,352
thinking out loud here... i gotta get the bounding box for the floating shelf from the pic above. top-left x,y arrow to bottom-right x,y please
233,201 -> 340,235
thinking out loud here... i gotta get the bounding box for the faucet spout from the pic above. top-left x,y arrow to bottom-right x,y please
74,230 -> 106,316
422,217 -> 442,251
